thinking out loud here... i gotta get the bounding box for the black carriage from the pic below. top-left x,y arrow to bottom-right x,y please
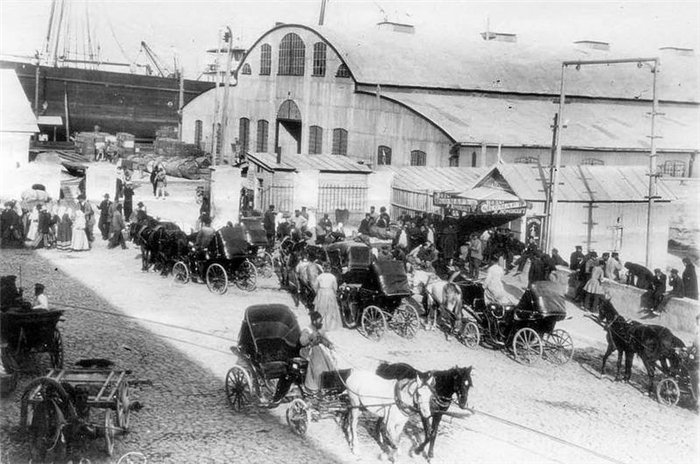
225,304 -> 348,436
20,367 -> 132,459
240,217 -> 274,279
1,309 -> 64,372
656,345 -> 698,408
457,279 -> 574,365
333,243 -> 421,340
172,225 -> 258,293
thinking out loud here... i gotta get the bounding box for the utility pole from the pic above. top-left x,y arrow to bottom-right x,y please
177,65 -> 184,142
546,57 -> 660,268
210,31 -> 224,163
219,27 -> 234,165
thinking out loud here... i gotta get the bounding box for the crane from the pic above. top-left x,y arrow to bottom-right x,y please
139,41 -> 172,78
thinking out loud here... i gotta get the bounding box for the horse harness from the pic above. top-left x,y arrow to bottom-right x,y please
393,378 -> 433,416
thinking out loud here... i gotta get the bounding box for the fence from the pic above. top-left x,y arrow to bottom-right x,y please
390,187 -> 442,219
318,185 -> 367,224
262,185 -> 295,214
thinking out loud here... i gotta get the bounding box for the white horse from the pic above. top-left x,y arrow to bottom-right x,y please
410,270 -> 463,330
345,369 -> 433,462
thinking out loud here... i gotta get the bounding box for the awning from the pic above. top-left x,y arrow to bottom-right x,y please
37,116 -> 63,126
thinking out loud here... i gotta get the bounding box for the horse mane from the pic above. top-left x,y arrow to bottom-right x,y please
376,361 -> 424,381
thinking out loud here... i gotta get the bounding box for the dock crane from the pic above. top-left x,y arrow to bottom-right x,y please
139,41 -> 175,78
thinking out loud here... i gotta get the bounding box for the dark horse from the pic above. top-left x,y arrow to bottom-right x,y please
376,361 -> 473,460
129,218 -> 182,274
598,299 -> 685,391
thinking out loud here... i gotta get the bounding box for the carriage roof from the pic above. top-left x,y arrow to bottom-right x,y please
0,309 -> 64,341
237,304 -> 301,356
239,217 -> 269,247
527,281 -> 567,319
212,225 -> 252,259
371,261 -> 411,297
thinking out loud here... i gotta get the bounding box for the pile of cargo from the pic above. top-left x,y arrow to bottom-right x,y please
74,131 -> 111,158
122,153 -> 211,180
153,137 -> 204,158
116,132 -> 136,156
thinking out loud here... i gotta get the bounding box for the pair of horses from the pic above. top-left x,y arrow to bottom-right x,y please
129,218 -> 190,275
344,362 -> 473,461
597,299 -> 685,392
410,270 -> 464,334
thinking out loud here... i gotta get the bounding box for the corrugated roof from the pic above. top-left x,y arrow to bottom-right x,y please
314,25 -> 699,103
378,90 -> 700,150
247,152 -> 372,173
388,166 -> 487,192
391,164 -> 676,202
0,69 -> 38,133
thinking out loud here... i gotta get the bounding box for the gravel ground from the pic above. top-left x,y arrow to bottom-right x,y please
1,233 -> 697,463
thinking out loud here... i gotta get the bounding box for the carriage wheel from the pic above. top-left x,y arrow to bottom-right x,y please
361,306 -> 387,341
49,329 -> 63,369
543,329 -> 574,365
235,260 -> 258,292
457,321 -> 481,348
116,381 -> 131,431
103,409 -> 118,456
29,399 -> 66,462
286,398 -> 310,437
117,451 -> 148,464
656,378 -> 680,406
393,302 -> 421,339
260,252 -> 274,279
225,366 -> 256,411
206,263 -> 229,295
172,261 -> 190,285
512,328 -> 543,365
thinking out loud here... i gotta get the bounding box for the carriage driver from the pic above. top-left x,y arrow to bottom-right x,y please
194,216 -> 216,258
32,283 -> 49,311
299,311 -> 337,391
483,255 -> 518,305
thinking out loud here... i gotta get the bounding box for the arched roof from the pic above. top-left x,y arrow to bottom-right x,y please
242,23 -> 698,103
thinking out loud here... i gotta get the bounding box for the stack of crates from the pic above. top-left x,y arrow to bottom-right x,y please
116,132 -> 136,156
75,131 -> 110,159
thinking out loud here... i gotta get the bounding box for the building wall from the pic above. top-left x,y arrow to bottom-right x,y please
182,27 -> 455,168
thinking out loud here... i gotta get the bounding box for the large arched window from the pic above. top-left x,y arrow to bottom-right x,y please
259,43 -> 271,75
309,126 -> 323,154
332,128 -> 348,156
312,42 -> 327,76
336,63 -> 351,78
239,118 -> 250,153
377,146 -> 392,165
256,120 -> 268,152
241,63 -> 251,75
194,120 -> 203,147
410,150 -> 426,166
278,33 -> 305,76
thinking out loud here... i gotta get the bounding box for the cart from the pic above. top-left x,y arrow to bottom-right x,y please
459,279 -> 574,365
240,217 -> 274,279
1,309 -> 64,372
334,244 -> 421,340
20,368 -> 131,460
172,225 -> 258,294
225,304 -> 350,436
656,345 -> 698,408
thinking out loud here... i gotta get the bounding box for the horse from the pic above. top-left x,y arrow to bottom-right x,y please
344,369 -> 434,462
129,220 -> 181,272
411,270 -> 462,332
376,362 -> 473,461
293,260 -> 323,308
598,299 -> 685,391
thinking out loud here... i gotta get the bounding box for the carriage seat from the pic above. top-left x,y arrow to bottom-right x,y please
260,361 -> 289,379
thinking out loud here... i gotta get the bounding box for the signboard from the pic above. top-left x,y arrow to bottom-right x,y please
433,192 -> 475,207
435,192 -> 527,215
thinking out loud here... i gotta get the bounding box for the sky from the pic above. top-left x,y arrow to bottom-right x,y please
1,0 -> 698,79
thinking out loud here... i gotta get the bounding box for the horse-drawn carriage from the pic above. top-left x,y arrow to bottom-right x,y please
331,242 -> 422,340
20,367 -> 132,459
172,225 -> 258,293
225,304 -> 348,436
1,276 -> 64,372
457,279 -> 574,364
239,217 -> 274,278
655,345 -> 698,407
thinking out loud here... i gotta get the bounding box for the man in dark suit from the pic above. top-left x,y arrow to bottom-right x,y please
569,246 -> 585,271
264,205 -> 276,248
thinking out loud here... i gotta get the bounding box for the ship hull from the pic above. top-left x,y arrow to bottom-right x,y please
1,60 -> 214,140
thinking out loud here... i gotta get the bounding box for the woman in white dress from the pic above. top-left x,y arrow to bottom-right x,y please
71,210 -> 90,251
25,206 -> 39,242
313,265 -> 342,330
483,255 -> 518,305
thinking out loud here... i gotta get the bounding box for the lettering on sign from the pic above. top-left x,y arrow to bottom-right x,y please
478,200 -> 528,214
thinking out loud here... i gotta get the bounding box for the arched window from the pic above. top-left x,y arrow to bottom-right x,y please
194,120 -> 203,147
377,146 -> 392,165
663,160 -> 686,177
336,63 -> 350,78
410,150 -> 426,166
581,158 -> 604,165
332,128 -> 348,156
256,120 -> 268,152
309,126 -> 323,154
239,118 -> 250,153
514,156 -> 538,164
312,42 -> 327,76
215,123 -> 222,155
259,43 -> 271,75
278,33 -> 305,76
241,63 -> 251,75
